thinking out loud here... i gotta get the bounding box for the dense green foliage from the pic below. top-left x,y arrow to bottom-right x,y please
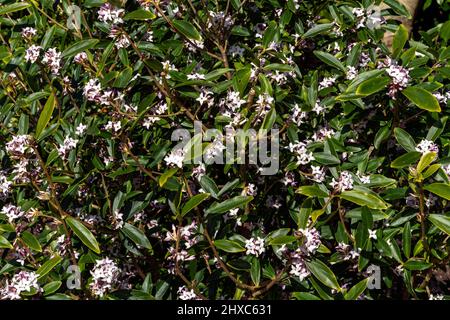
0,0 -> 449,300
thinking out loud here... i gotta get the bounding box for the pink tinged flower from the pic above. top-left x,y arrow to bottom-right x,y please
415,139 -> 439,155
74,52 -> 88,64
245,237 -> 265,257
90,258 -> 120,297
21,27 -> 37,39
330,171 -> 354,192
104,121 -> 122,133
177,286 -> 199,300
42,48 -> 62,74
83,79 -> 103,102
0,271 -> 40,300
164,149 -> 185,168
57,137 -> 78,159
75,123 -> 87,136
97,3 -> 124,25
1,204 -> 25,223
25,45 -> 41,63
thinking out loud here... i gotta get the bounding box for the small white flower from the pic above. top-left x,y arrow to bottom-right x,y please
177,285 -> 199,300
187,73 -> 206,80
90,258 -> 120,297
346,66 -> 358,80
25,45 -> 41,63
1,204 -> 25,223
164,149 -> 185,168
415,139 -> 439,155
74,52 -> 88,64
42,48 -> 62,74
75,123 -> 87,136
245,237 -> 265,257
330,171 -> 354,192
98,3 -> 124,24
319,76 -> 337,90
21,27 -> 37,39
105,121 -> 122,133
0,271 -> 40,300
368,229 -> 377,240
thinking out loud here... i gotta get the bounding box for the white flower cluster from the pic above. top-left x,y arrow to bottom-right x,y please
42,48 -> 62,74
207,11 -> 234,29
434,92 -> 450,105
196,87 -> 215,107
219,90 -> 247,126
290,104 -> 308,126
245,237 -> 265,257
352,7 -> 384,30
310,166 -> 326,183
336,243 -> 360,261
1,204 -> 25,223
0,271 -> 40,300
6,135 -> 32,159
165,222 -> 199,249
297,228 -> 321,255
289,141 -> 314,165
415,139 -> 439,154
25,45 -> 41,63
229,44 -> 245,57
143,101 -> 169,128
0,171 -> 12,199
112,209 -> 124,230
105,120 -> 122,133
311,126 -> 335,142
204,139 -> 226,163
74,52 -> 88,64
330,171 -> 354,192
319,76 -> 337,90
289,250 -> 310,281
254,93 -> 274,123
381,58 -> 410,99
90,258 -> 120,297
57,137 -> 78,160
192,163 -> 206,180
98,3 -> 124,25
177,285 -> 199,300
164,148 -> 185,168
83,79 -> 103,103
21,27 -> 37,39
346,66 -> 358,80
357,171 -> 371,184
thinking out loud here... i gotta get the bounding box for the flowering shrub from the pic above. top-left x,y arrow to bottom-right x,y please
0,0 -> 450,300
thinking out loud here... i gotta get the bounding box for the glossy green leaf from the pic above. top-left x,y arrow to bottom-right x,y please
172,20 -> 201,41
62,39 -> 99,58
122,223 -> 153,250
340,187 -> 389,210
205,196 -> 253,215
214,239 -> 245,253
181,193 -> 210,217
402,87 -> 441,113
21,231 -> 42,252
344,278 -> 368,300
428,214 -> 450,235
66,216 -> 101,254
37,256 -> 63,279
296,185 -> 329,198
306,259 -> 340,291
424,183 -> 450,201
394,128 -> 416,152
36,92 -> 56,138
391,152 -> 421,168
